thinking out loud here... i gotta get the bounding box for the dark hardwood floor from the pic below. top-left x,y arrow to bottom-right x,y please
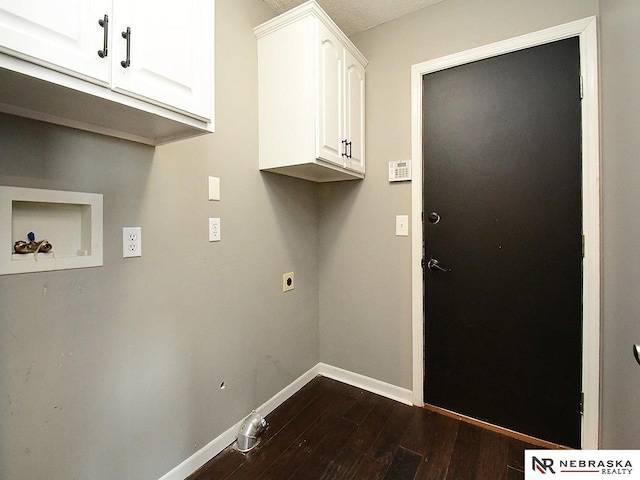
187,376 -> 542,480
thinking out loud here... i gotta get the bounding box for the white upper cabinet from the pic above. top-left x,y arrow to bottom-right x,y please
0,0 -> 214,145
317,25 -> 344,168
254,0 -> 368,182
111,0 -> 212,120
0,0 -> 112,85
344,50 -> 365,174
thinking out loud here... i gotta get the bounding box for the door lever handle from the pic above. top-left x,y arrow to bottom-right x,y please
427,257 -> 451,272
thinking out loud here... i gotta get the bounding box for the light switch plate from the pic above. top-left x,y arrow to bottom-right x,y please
208,176 -> 220,201
396,215 -> 409,236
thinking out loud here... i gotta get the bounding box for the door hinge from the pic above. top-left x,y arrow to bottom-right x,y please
580,75 -> 584,100
580,392 -> 584,415
582,234 -> 585,258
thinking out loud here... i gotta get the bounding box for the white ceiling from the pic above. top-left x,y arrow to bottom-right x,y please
262,0 -> 445,37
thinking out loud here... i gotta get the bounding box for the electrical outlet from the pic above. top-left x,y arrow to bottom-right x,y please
283,272 -> 294,292
209,218 -> 221,242
123,227 -> 141,258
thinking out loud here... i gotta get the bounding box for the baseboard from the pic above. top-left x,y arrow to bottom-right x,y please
317,363 -> 413,406
159,363 -> 412,479
158,424 -> 240,480
158,365 -> 319,480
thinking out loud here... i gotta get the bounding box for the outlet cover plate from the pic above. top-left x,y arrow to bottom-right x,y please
123,227 -> 141,258
283,272 -> 294,292
209,218 -> 221,242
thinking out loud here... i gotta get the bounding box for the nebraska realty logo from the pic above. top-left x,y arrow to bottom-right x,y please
525,451 -> 640,479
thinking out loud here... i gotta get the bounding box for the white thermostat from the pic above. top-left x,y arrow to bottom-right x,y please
389,160 -> 412,182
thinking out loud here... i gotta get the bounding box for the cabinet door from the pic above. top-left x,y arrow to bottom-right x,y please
344,51 -> 365,174
316,26 -> 344,167
111,0 -> 213,121
0,0 -> 111,85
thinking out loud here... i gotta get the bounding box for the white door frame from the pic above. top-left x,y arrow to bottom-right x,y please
410,17 -> 600,448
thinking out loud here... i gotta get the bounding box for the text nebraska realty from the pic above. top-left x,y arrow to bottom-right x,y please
559,459 -> 632,474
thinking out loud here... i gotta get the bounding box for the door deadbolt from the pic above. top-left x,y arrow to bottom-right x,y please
428,212 -> 440,224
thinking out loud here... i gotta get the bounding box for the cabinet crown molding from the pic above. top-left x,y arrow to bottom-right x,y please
254,0 -> 368,68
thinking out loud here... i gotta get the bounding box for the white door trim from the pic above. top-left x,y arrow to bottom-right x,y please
410,17 -> 600,449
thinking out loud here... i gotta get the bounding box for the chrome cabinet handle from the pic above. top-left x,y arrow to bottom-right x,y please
427,257 -> 451,272
97,15 -> 109,58
121,27 -> 131,68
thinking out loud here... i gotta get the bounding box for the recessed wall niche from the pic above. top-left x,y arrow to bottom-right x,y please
0,186 -> 103,275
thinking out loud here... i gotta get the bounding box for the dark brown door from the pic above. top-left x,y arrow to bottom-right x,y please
423,37 -> 582,448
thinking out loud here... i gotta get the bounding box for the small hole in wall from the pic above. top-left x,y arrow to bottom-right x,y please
220,382 -> 226,390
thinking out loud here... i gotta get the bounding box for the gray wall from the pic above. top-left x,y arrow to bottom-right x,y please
319,0 -> 640,450
600,0 -> 640,448
319,0 -> 599,389
2,1 -> 640,476
0,1 -> 321,479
